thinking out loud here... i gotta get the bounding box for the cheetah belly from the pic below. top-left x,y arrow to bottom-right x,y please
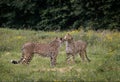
34,49 -> 51,57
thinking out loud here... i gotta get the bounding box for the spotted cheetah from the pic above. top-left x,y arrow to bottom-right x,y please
11,37 -> 63,67
64,33 -> 91,63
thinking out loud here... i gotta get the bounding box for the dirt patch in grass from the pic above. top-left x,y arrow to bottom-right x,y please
33,66 -> 81,73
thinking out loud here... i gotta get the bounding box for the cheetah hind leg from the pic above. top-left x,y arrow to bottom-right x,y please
84,50 -> 91,62
21,53 -> 34,65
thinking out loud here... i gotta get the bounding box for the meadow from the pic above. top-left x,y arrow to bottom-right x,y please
0,28 -> 120,82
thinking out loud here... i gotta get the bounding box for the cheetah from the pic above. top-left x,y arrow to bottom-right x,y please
64,33 -> 91,63
11,37 -> 63,67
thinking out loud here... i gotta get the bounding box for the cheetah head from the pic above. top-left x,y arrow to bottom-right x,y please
64,33 -> 73,41
54,37 -> 64,44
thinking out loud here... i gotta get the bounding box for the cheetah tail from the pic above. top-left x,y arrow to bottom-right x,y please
11,60 -> 19,64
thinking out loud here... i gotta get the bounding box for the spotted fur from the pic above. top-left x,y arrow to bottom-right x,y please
11,37 -> 63,67
64,33 -> 91,63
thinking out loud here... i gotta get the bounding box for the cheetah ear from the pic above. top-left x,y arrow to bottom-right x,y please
55,37 -> 58,39
67,33 -> 70,35
68,34 -> 73,40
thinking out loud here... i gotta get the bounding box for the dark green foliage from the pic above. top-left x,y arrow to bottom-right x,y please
0,0 -> 120,30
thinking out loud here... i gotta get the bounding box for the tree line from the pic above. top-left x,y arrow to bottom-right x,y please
0,0 -> 120,30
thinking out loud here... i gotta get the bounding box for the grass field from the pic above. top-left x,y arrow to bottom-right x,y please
0,28 -> 120,82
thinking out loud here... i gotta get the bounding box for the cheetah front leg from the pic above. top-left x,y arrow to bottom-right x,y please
66,53 -> 75,64
66,53 -> 71,64
50,55 -> 57,67
72,54 -> 75,64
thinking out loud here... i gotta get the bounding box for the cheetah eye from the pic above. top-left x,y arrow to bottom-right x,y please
60,38 -> 63,40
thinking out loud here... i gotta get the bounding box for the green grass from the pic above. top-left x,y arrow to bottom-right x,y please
0,28 -> 120,82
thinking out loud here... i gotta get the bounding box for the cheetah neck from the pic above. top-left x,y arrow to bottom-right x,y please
66,39 -> 75,47
49,41 -> 60,48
